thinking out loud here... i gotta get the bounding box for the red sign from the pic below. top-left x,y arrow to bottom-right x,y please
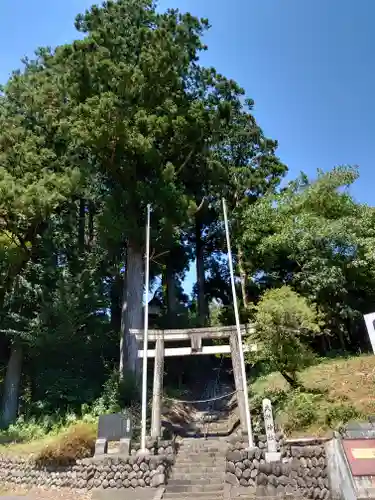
343,439 -> 375,476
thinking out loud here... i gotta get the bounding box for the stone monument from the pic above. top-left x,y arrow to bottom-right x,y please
95,411 -> 133,456
262,398 -> 281,462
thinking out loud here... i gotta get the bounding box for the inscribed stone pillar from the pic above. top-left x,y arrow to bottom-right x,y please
151,335 -> 164,438
364,312 -> 375,353
229,331 -> 247,434
262,398 -> 281,462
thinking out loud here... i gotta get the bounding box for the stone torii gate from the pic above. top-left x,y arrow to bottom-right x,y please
131,324 -> 256,438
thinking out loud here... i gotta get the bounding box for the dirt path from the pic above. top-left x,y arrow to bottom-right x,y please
0,487 -> 92,500
0,487 -> 158,500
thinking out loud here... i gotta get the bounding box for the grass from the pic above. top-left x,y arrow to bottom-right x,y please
0,413 -> 98,459
251,354 -> 375,437
0,421 -> 96,463
2,354 -> 375,457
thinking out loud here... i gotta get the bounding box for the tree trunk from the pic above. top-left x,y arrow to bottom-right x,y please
320,334 -> 327,355
166,262 -> 178,328
120,242 -> 144,380
337,328 -> 346,352
1,344 -> 23,428
280,370 -> 302,389
195,216 -> 208,326
238,245 -> 249,311
111,272 -> 123,334
326,334 -> 332,351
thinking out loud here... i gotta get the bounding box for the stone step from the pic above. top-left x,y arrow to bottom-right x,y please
179,439 -> 228,444
177,453 -> 226,456
171,471 -> 224,480
178,448 -> 227,455
169,475 -> 224,483
176,450 -> 226,453
163,437 -> 226,499
165,482 -> 224,493
163,491 -> 224,500
175,458 -> 224,463
172,462 -> 223,469
177,451 -> 226,457
181,444 -> 227,450
174,453 -> 224,458
168,476 -> 224,491
171,467 -> 223,475
176,455 -> 225,465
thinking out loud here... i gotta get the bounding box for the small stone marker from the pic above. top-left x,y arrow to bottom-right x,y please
262,398 -> 281,462
364,312 -> 375,353
95,412 -> 133,456
95,437 -> 108,456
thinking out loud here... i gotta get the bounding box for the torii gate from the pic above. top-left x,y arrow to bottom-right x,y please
131,324 -> 256,439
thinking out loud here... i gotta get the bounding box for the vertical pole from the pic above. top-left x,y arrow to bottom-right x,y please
222,198 -> 254,449
141,204 -> 151,452
151,335 -> 164,438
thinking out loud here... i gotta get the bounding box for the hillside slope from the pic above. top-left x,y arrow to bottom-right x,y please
250,354 -> 375,436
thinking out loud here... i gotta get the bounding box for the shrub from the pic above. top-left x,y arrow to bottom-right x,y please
0,415 -> 64,444
325,403 -> 363,428
251,286 -> 323,388
35,422 -> 96,466
281,391 -> 321,433
85,370 -> 139,417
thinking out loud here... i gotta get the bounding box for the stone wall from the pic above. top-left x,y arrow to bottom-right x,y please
0,439 -> 176,491
226,436 -> 330,499
130,439 -> 176,456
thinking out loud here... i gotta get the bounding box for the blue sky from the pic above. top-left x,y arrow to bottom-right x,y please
1,0 -> 374,296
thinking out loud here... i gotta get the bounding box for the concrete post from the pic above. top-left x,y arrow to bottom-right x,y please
229,331 -> 247,434
151,336 -> 164,438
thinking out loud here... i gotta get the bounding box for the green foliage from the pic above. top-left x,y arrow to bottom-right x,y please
1,0 -> 372,439
241,166 -> 375,352
251,286 -> 322,386
281,391 -> 322,433
325,403 -> 363,428
268,391 -> 363,435
86,370 -> 139,417
0,416 -> 63,445
249,387 -> 288,434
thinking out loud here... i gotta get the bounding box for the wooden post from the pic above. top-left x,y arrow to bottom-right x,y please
229,332 -> 247,434
151,336 -> 164,438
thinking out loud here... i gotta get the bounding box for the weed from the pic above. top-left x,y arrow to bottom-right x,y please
35,422 -> 96,466
325,404 -> 363,427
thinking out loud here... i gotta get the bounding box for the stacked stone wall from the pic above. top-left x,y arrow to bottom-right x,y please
226,436 -> 331,499
0,439 -> 176,491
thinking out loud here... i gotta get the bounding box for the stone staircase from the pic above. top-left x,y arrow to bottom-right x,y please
163,437 -> 228,500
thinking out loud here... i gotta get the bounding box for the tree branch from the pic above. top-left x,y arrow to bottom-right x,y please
195,197 -> 207,215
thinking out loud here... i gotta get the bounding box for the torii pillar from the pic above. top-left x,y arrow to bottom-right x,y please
151,335 -> 164,438
229,331 -> 247,434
